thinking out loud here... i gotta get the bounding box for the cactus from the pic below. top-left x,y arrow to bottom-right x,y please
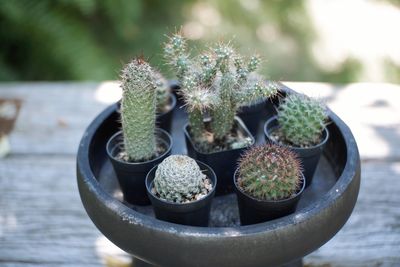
154,71 -> 170,112
277,94 -> 328,147
153,155 -> 208,203
238,144 -> 302,201
164,32 -> 279,146
120,58 -> 157,162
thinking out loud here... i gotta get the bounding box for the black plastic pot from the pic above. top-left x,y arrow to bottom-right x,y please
157,93 -> 176,133
184,117 -> 255,195
264,116 -> 329,188
234,168 -> 306,225
237,100 -> 266,137
145,161 -> 217,227
106,129 -> 172,205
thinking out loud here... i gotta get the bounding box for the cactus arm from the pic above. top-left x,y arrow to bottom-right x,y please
163,33 -> 191,81
236,80 -> 279,106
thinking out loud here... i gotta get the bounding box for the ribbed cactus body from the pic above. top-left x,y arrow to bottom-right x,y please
238,144 -> 302,201
154,155 -> 205,203
277,94 -> 328,147
120,59 -> 157,162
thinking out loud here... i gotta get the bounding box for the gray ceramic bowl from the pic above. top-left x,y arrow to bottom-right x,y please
77,84 -> 360,267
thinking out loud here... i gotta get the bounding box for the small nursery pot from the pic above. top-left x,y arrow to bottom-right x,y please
106,129 -> 172,205
264,116 -> 329,188
157,93 -> 176,133
184,117 -> 255,195
145,161 -> 217,227
237,100 -> 266,137
234,168 -> 306,225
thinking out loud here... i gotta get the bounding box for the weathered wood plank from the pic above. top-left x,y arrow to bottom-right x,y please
0,82 -> 399,160
1,155 -> 399,266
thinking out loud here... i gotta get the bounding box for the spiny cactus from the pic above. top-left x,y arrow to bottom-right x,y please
238,144 -> 302,201
154,71 -> 170,112
164,32 -> 279,144
153,155 -> 208,203
277,94 -> 328,147
120,58 -> 157,162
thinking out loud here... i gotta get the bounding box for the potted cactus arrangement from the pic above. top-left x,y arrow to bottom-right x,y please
145,155 -> 216,226
264,93 -> 329,187
106,58 -> 173,205
164,32 -> 278,194
154,71 -> 177,132
234,143 -> 305,225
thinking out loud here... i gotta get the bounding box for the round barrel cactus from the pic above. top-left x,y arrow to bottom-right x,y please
154,155 -> 206,203
277,93 -> 328,147
238,144 -> 302,201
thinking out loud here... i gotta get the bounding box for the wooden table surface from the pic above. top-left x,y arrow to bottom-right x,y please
0,81 -> 399,267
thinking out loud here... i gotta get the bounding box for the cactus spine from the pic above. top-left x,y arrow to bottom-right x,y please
238,144 -> 302,200
154,155 -> 207,203
120,58 -> 157,161
164,32 -> 278,146
277,94 -> 328,147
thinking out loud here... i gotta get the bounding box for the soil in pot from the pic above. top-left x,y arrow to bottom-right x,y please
145,160 -> 217,226
234,168 -> 306,225
156,93 -> 176,133
264,116 -> 329,188
184,117 -> 255,195
106,128 -> 172,205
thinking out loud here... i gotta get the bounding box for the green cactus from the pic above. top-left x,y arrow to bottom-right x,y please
153,155 -> 208,203
277,94 -> 328,147
120,58 -> 157,162
237,144 -> 302,201
154,71 -> 170,112
164,32 -> 279,146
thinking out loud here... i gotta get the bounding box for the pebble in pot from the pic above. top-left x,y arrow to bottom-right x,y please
234,144 -> 305,225
264,93 -> 329,187
146,155 -> 216,226
106,58 -> 172,206
164,32 -> 278,194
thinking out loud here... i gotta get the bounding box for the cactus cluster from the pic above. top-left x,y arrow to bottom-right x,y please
154,71 -> 170,112
277,94 -> 328,147
153,155 -> 211,203
237,144 -> 302,201
120,58 -> 157,162
164,33 -> 279,146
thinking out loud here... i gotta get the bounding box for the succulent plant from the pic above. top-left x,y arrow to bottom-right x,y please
154,71 -> 170,112
153,155 -> 206,203
238,144 -> 302,201
164,32 -> 279,144
277,94 -> 328,147
120,58 -> 157,162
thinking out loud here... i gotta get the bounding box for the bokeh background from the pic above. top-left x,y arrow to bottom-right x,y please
0,0 -> 399,83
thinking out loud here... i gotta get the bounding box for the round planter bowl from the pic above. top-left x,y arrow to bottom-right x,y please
145,160 -> 217,227
77,83 -> 361,267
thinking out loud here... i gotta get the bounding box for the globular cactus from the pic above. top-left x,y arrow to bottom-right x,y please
238,144 -> 302,201
277,94 -> 328,147
120,58 -> 157,162
164,32 -> 279,145
154,71 -> 170,112
153,155 -> 206,203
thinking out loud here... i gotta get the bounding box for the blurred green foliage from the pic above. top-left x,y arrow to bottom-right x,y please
1,0 -> 396,83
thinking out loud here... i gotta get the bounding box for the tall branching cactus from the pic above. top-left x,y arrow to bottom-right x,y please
164,32 -> 279,143
120,58 -> 157,161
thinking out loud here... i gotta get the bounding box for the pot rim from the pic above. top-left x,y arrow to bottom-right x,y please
77,83 -> 360,234
233,168 -> 306,204
106,128 -> 172,166
264,115 -> 330,151
157,92 -> 177,117
145,160 -> 217,206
